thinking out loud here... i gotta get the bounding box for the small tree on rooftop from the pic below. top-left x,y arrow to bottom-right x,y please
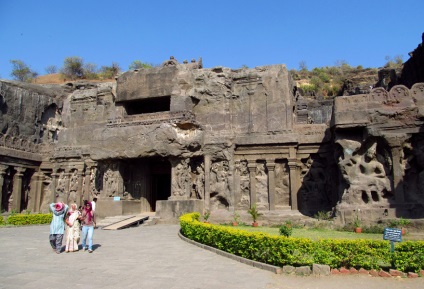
99,62 -> 121,79
45,65 -> 58,74
61,56 -> 84,80
128,60 -> 153,70
10,59 -> 38,82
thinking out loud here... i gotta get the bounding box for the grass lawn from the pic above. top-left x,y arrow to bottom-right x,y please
229,225 -> 421,241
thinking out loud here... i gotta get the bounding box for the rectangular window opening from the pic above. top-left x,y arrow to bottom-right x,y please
124,96 -> 170,115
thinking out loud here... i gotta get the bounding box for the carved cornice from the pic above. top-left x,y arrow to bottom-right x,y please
0,133 -> 40,154
106,110 -> 197,128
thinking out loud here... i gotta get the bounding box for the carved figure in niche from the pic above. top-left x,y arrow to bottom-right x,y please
56,171 -> 67,200
3,171 -> 12,212
171,159 -> 190,197
210,161 -> 230,209
90,167 -> 99,198
103,164 -> 121,197
40,174 -> 52,213
191,163 -> 204,199
337,140 -> 392,206
68,170 -> 78,203
403,136 -> 424,200
237,160 -> 250,208
43,108 -> 63,143
255,163 -> 268,207
299,156 -> 331,213
275,163 -> 290,207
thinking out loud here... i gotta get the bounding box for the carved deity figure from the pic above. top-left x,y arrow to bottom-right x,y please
210,161 -> 230,209
337,140 -> 392,206
171,159 -> 190,197
40,175 -> 52,213
103,164 -> 120,197
236,160 -> 250,208
191,163 -> 204,199
275,163 -> 290,206
68,170 -> 78,203
255,163 -> 268,207
56,171 -> 67,200
299,156 -> 330,213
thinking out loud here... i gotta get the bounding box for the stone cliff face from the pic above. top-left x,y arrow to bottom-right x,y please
1,45 -> 424,224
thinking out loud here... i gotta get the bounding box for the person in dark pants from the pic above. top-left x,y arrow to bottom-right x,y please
49,202 -> 68,254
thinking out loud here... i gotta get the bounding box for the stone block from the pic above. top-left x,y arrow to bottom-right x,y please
369,269 -> 379,277
155,199 -> 203,219
358,268 -> 369,274
379,270 -> 392,277
282,266 -> 296,274
330,269 -> 340,275
349,268 -> 358,274
339,267 -> 350,274
407,272 -> 419,278
295,266 -> 311,276
389,269 -> 406,277
312,264 -> 330,276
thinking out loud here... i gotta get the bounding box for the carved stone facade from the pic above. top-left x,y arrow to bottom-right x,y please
1,52 -> 424,223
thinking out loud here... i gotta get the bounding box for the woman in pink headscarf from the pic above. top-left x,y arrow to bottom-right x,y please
49,202 -> 68,254
64,203 -> 81,252
80,201 -> 96,253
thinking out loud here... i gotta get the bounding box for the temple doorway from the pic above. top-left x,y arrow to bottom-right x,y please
122,157 -> 171,212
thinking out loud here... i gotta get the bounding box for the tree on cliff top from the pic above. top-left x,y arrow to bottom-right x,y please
128,60 -> 153,70
61,56 -> 85,80
10,59 -> 38,82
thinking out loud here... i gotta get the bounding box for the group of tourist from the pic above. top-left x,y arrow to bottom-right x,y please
49,198 -> 97,254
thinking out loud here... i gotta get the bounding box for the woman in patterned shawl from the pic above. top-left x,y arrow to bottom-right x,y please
64,203 -> 81,252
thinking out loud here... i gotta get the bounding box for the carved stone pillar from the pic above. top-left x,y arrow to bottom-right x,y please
12,167 -> 26,212
391,146 -> 405,203
233,160 -> 241,209
64,170 -> 71,203
288,160 -> 299,210
266,161 -> 276,210
84,166 -> 91,202
0,165 -> 8,210
0,164 -> 8,211
247,161 -> 257,207
51,170 -> 58,203
34,172 -> 45,212
204,155 -> 211,210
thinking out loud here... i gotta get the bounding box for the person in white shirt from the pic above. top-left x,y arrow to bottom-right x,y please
91,197 -> 97,212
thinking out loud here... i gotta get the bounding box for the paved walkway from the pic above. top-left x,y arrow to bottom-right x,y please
0,225 -> 422,289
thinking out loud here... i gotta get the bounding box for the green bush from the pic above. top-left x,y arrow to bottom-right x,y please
6,213 -> 52,225
279,221 -> 293,237
180,212 -> 424,272
0,216 -> 4,225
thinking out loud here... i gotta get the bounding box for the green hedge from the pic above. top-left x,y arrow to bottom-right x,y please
180,212 -> 424,272
0,216 -> 4,225
6,213 -> 52,225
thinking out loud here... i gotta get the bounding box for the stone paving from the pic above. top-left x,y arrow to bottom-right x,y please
0,225 -> 423,289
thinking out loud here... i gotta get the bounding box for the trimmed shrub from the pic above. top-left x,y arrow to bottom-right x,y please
279,221 -> 293,237
6,213 -> 52,225
180,212 -> 424,272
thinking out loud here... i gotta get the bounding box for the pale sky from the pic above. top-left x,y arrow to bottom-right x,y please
0,0 -> 423,79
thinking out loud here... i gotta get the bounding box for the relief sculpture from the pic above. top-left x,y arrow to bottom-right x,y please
337,139 -> 392,207
210,160 -> 230,209
237,160 -> 250,209
275,162 -> 290,207
255,162 -> 268,209
171,159 -> 190,198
